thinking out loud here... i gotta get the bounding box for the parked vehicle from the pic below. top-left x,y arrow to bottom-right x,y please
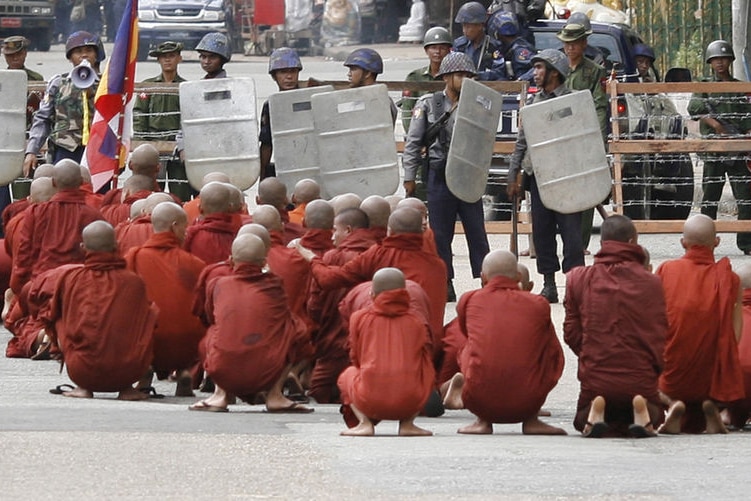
0,0 -> 54,51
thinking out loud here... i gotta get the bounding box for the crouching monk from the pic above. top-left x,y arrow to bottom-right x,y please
337,267 -> 435,436
41,221 -> 157,399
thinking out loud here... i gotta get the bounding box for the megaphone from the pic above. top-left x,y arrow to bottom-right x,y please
71,59 -> 96,89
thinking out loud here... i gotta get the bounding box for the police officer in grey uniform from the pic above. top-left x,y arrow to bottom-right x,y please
403,52 -> 490,301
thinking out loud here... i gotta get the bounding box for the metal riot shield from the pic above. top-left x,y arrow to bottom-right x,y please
520,90 -> 610,214
445,78 -> 503,203
0,70 -> 27,186
311,84 -> 399,198
180,78 -> 259,190
270,85 -> 334,196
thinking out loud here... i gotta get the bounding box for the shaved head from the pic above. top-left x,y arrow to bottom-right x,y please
252,204 -> 283,231
129,143 -> 160,177
29,177 -> 56,203
80,166 -> 92,184
682,214 -> 718,248
385,195 -> 404,213
151,202 -> 187,233
360,195 -> 391,229
601,214 -> 637,243
387,208 -> 423,234
304,199 -> 335,230
331,193 -> 362,215
123,174 -> 155,197
143,192 -> 174,214
737,264 -> 751,289
231,234 -> 267,266
237,223 -> 271,251
481,250 -> 519,281
293,179 -> 321,204
199,182 -> 231,215
53,159 -> 83,189
517,262 -> 533,291
397,197 -> 427,217
372,267 -> 406,296
33,163 -> 54,179
202,171 -> 231,186
130,199 -> 147,218
224,183 -> 246,213
257,177 -> 289,209
82,220 -> 117,252
335,207 -> 369,229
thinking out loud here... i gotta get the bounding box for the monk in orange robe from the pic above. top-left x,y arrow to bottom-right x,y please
255,177 -> 304,243
657,214 -> 744,434
101,174 -> 154,227
397,197 -> 438,256
564,216 -> 667,438
125,201 -> 206,397
39,221 -> 156,399
360,195 -> 390,244
184,182 -> 237,264
288,178 -> 321,225
189,233 -> 313,413
337,267 -> 434,436
11,159 -> 103,295
728,264 -> 751,429
115,192 -> 173,255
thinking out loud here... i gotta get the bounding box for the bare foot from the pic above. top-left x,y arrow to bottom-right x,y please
632,395 -> 652,427
62,386 -> 93,399
522,416 -> 567,435
703,400 -> 728,434
458,419 -> 493,434
658,400 -> 685,434
341,422 -> 375,436
582,396 -> 606,437
117,387 -> 149,401
398,420 -> 433,436
442,373 -> 464,410
175,369 -> 195,397
2,288 -> 13,321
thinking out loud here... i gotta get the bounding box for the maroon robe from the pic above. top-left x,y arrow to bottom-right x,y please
115,215 -> 155,255
101,190 -> 151,227
184,213 -> 238,264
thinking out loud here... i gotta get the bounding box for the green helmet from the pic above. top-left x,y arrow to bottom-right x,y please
531,49 -> 570,81
705,40 -> 735,63
423,27 -> 452,48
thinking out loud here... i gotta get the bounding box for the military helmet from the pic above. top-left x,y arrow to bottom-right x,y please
567,12 -> 592,33
1,36 -> 29,55
488,11 -> 519,38
437,51 -> 477,77
344,48 -> 383,74
705,40 -> 735,63
65,31 -> 106,62
633,43 -> 655,61
454,2 -> 487,24
423,27 -> 452,48
268,47 -> 303,74
196,32 -> 232,62
531,49 -> 570,81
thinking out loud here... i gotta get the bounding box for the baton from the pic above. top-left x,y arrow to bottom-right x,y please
510,172 -> 522,258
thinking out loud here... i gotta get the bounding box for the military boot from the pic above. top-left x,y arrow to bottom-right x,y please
540,274 -> 558,304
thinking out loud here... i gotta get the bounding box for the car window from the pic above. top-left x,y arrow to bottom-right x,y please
534,31 -> 622,68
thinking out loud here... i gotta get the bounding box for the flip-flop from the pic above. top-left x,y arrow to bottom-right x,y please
266,402 -> 314,414
582,421 -> 609,438
286,393 -> 310,404
31,339 -> 52,361
628,423 -> 657,438
188,400 -> 228,413
49,384 -> 75,395
138,386 -> 165,399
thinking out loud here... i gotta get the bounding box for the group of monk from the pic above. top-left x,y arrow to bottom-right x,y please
2,148 -> 751,437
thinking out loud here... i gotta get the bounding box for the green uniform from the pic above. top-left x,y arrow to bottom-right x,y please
21,66 -> 44,81
133,73 -> 186,141
402,65 -> 440,133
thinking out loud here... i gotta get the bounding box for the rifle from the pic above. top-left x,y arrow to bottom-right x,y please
424,101 -> 458,146
705,98 -> 742,136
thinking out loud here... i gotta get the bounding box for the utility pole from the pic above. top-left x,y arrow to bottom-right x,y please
733,0 -> 750,79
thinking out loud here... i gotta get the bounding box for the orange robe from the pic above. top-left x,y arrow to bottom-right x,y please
101,190 -> 151,227
125,232 -> 206,375
288,203 -> 307,225
458,275 -> 563,423
203,263 -> 308,398
183,196 -> 201,224
658,245 -> 745,432
39,252 -> 157,392
80,182 -> 104,209
729,289 -> 751,428
338,288 -> 435,422
115,215 -> 154,255
184,213 -> 238,264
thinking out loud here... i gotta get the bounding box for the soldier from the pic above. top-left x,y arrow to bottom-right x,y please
506,49 -> 584,303
403,52 -> 490,302
633,43 -> 659,83
688,40 -> 751,255
487,11 -> 534,82
2,36 -> 43,81
196,32 -> 231,79
344,48 -> 397,124
23,31 -> 105,176
452,2 -> 506,81
133,41 -> 192,202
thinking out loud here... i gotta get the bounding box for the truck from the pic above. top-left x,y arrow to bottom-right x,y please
0,0 -> 54,51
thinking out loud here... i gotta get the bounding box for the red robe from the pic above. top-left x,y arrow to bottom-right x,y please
268,231 -> 313,328
2,198 -> 29,234
364,227 -> 387,245
729,289 -> 751,427
280,207 -> 305,244
423,227 -> 439,255
300,228 -> 334,258
657,246 -> 744,406
338,288 -> 435,421
458,275 -> 563,423
101,190 -> 151,227
11,189 -> 103,294
184,213 -> 238,264
183,196 -> 201,224
115,216 -> 154,255
203,263 -> 308,398
80,182 -> 104,209
125,232 -> 206,375
565,241 -> 667,431
4,210 -> 27,258
39,252 -> 157,392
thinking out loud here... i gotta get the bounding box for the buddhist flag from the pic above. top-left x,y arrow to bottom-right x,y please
83,0 -> 138,191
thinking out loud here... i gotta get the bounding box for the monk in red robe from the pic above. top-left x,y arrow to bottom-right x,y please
657,214 -> 744,434
360,195 -> 390,244
11,159 -> 103,295
39,221 -> 157,399
79,166 -> 103,209
338,267 -> 434,436
727,264 -> 751,429
255,177 -> 304,243
2,163 -> 54,234
101,174 -> 154,227
299,199 -> 335,257
183,172 -> 231,224
397,197 -> 438,256
189,234 -> 313,413
564,216 -> 667,438
115,192 -> 173,255
289,178 -> 321,225
125,201 -> 206,397
330,193 -> 362,215
184,182 -> 237,264
100,144 -> 162,207
226,183 -> 252,229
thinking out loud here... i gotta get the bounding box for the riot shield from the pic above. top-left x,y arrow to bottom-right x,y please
311,84 -> 399,198
180,78 -> 260,191
445,78 -> 503,203
0,70 -> 27,186
270,85 -> 334,197
521,90 -> 610,214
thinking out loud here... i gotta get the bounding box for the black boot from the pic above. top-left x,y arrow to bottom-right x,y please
540,274 -> 558,304
447,280 -> 457,302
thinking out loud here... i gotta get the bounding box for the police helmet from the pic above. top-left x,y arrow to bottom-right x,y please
196,32 -> 232,62
705,40 -> 735,63
268,47 -> 303,74
344,48 -> 383,74
531,49 -> 570,81
488,11 -> 519,38
65,31 -> 105,62
454,2 -> 487,24
633,43 -> 655,61
436,51 -> 477,77
423,27 -> 452,48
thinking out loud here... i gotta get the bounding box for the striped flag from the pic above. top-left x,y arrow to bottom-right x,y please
83,0 -> 138,191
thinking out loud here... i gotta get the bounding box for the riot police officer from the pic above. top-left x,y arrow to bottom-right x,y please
344,48 -> 397,124
452,2 -> 507,81
403,52 -> 490,301
487,11 -> 534,81
633,43 -> 659,82
196,32 -> 231,79
487,0 -> 545,42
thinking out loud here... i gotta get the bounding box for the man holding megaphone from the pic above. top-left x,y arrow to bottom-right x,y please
23,31 -> 105,177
